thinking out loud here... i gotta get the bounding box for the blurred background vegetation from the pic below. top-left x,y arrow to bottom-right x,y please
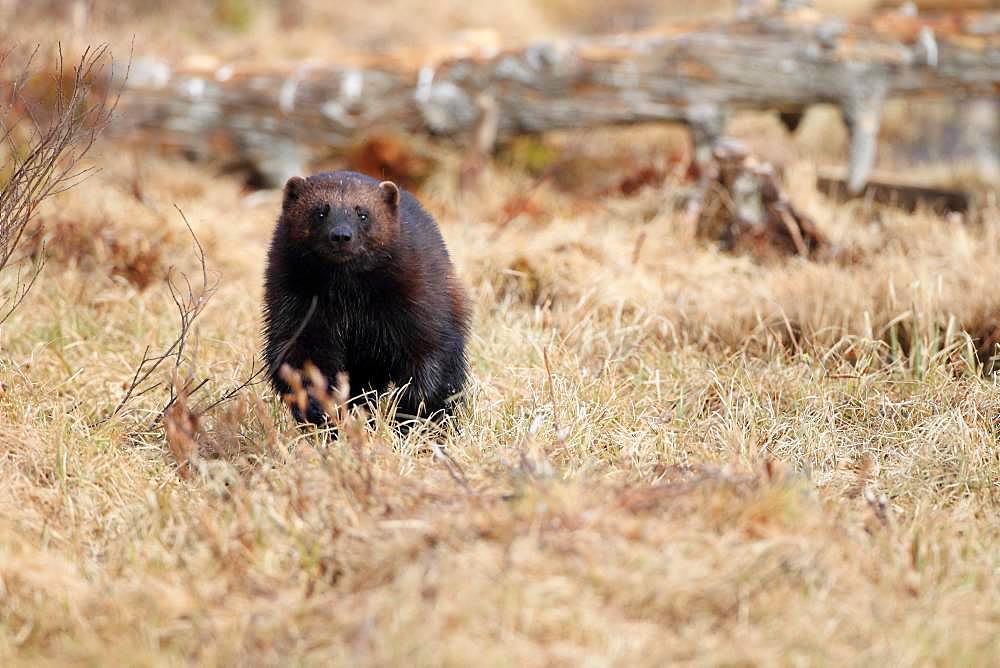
3,0 -> 995,192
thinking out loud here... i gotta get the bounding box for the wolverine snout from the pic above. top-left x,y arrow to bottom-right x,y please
329,224 -> 353,245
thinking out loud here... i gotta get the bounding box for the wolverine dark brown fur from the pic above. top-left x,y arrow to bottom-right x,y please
262,171 -> 470,425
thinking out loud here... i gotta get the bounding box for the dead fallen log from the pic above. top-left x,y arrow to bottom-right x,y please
879,1 -> 998,10
110,8 -> 999,188
817,171 -> 972,214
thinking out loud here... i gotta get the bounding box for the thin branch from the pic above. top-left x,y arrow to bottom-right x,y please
193,295 -> 319,415
0,42 -> 127,323
94,207 -> 218,426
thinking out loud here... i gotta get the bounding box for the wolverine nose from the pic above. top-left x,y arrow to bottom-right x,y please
329,226 -> 352,244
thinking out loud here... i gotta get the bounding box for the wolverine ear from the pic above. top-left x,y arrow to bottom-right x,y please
283,176 -> 306,208
378,180 -> 400,209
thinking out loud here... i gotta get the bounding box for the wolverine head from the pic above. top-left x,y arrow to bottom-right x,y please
280,171 -> 400,265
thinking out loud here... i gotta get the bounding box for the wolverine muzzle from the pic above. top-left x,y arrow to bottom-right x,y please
329,225 -> 353,245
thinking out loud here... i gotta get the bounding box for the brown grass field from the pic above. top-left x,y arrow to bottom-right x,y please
1,1 -> 999,666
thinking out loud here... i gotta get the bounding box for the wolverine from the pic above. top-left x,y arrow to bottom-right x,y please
262,171 -> 470,426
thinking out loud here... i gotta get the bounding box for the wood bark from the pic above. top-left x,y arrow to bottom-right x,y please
111,8 -> 999,189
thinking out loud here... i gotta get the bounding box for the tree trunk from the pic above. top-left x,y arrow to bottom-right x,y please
112,8 -> 999,188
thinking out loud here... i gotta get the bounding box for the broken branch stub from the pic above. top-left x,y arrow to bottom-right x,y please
110,9 -> 1000,187
697,141 -> 833,262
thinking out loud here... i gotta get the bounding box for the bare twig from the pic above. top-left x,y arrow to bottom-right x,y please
193,359 -> 266,416
97,207 -> 218,425
0,43 -> 126,322
193,294 -> 319,415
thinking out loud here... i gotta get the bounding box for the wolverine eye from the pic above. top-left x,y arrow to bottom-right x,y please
355,206 -> 369,223
315,204 -> 330,221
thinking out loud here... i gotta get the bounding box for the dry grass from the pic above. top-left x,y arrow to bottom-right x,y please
1,2 -> 1000,665
0,135 -> 998,665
